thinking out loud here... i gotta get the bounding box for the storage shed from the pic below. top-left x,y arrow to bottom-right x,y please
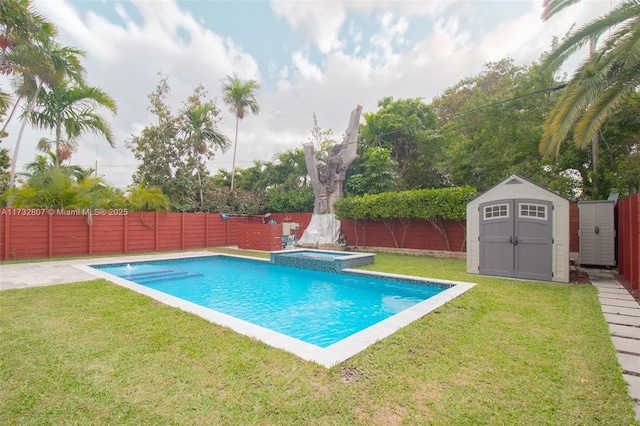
578,195 -> 617,267
466,174 -> 570,283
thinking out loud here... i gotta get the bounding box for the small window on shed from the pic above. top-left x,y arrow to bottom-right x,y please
484,204 -> 509,220
519,203 -> 547,220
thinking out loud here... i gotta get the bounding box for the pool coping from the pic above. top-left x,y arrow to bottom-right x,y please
75,253 -> 476,368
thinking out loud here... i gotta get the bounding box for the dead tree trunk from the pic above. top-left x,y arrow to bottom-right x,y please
298,105 -> 362,246
303,105 -> 362,215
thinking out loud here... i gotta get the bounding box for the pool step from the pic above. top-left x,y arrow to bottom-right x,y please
123,270 -> 202,284
121,268 -> 174,280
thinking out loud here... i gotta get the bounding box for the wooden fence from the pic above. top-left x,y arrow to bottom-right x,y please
0,210 -> 244,261
618,194 -> 640,294
0,209 -> 465,261
0,208 -> 582,261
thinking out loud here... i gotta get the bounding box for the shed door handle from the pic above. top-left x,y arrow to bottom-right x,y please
594,226 -> 600,235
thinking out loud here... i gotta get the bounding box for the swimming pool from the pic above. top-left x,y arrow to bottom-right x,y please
77,252 -> 474,367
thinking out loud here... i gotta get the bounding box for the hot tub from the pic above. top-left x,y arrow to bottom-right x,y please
270,249 -> 375,272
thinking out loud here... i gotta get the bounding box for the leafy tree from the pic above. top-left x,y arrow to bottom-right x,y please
0,145 -> 9,198
345,147 -> 398,196
201,183 -> 266,215
221,73 -> 260,191
589,92 -> 640,197
127,76 -> 228,212
213,148 -> 313,212
432,59 -> 561,192
127,74 -> 179,196
266,185 -> 314,212
358,96 -> 443,189
262,148 -> 313,212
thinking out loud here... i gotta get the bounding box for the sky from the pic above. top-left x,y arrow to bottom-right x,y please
4,0 -> 618,189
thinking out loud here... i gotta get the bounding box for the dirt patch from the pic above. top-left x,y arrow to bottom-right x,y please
340,367 -> 365,384
570,268 -> 591,284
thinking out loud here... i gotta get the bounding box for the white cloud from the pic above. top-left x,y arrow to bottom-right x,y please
8,0 -> 620,191
271,1 -> 346,54
291,51 -> 323,81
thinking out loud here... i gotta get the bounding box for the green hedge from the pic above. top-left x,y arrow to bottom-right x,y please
334,186 -> 477,221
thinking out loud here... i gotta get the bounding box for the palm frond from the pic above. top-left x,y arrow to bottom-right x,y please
543,1 -> 640,72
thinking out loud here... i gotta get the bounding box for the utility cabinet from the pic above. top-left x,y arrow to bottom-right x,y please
578,198 -> 617,266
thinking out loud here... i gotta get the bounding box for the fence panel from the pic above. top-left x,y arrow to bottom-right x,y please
340,219 -> 466,251
184,214 -> 207,249
126,213 -> 157,253
238,223 -> 282,251
92,215 -> 126,256
629,194 -> 640,291
617,195 -> 640,293
6,215 -> 49,259
156,213 -> 183,252
51,215 -> 89,258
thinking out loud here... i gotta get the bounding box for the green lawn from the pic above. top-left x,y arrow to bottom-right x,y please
1,250 -> 637,425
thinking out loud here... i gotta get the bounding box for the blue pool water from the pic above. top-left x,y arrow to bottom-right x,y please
93,256 -> 448,348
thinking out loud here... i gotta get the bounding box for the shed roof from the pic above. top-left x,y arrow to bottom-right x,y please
469,174 -> 569,204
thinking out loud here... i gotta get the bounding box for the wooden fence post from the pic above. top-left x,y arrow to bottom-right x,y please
155,211 -> 159,252
205,213 -> 210,248
181,213 -> 185,250
4,214 -> 10,260
88,215 -> 93,256
48,214 -> 53,258
123,214 -> 128,254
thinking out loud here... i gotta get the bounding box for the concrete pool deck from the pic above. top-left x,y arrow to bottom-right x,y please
1,256 -> 639,418
0,252 -> 214,290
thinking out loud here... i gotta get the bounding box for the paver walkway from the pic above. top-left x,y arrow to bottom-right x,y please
586,268 -> 640,421
1,257 -> 639,419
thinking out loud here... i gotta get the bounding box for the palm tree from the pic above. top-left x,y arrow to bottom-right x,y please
5,42 -> 86,205
178,102 -> 230,209
29,79 -> 117,167
0,0 -> 54,112
126,183 -> 170,212
221,73 -> 260,191
21,150 -> 84,180
540,0 -> 640,159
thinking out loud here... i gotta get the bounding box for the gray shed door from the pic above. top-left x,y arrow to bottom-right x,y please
479,199 -> 553,281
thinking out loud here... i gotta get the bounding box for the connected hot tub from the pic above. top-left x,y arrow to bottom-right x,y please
270,249 -> 375,272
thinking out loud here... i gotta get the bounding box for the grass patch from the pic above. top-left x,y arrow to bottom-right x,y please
1,251 -> 637,424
